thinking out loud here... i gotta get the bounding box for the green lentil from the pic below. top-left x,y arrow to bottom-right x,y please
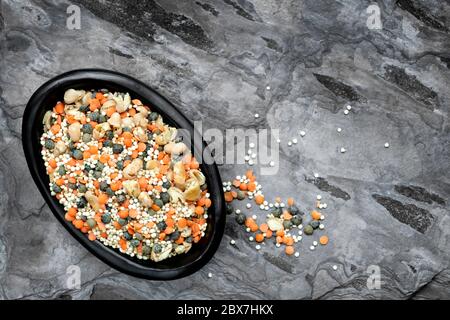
86,219 -> 97,228
44,139 -> 55,149
271,208 -> 282,218
81,123 -> 93,134
291,215 -> 302,226
226,203 -> 234,215
283,220 -> 293,230
304,225 -> 314,235
101,213 -> 112,224
236,190 -> 246,200
148,112 -> 159,122
236,213 -> 246,225
71,149 -> 83,160
310,220 -> 320,229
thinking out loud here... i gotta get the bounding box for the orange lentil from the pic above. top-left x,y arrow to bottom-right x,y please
73,219 -> 84,229
282,211 -> 292,220
137,142 -> 146,152
224,192 -> 233,202
48,159 -> 57,169
89,145 -> 98,154
88,232 -> 96,241
128,209 -> 138,219
197,197 -> 206,206
106,107 -> 116,117
177,218 -> 187,229
65,213 -> 75,222
98,193 -> 108,205
164,227 -> 174,234
311,210 -> 321,220
113,221 -> 122,230
255,233 -> 264,242
95,92 -> 104,100
99,153 -> 110,163
254,194 -> 264,205
50,124 -> 60,134
122,131 -> 133,139
124,138 -> 133,148
259,223 -> 269,233
245,217 -> 255,227
285,246 -> 294,255
119,238 -> 127,250
118,210 -> 129,219
319,236 -> 329,245
55,102 -> 64,114
190,160 -> 199,169
138,177 -> 148,189
249,223 -> 259,232
89,98 -> 100,111
284,236 -> 294,246
195,206 -> 204,215
287,197 -> 294,206
110,181 -> 122,191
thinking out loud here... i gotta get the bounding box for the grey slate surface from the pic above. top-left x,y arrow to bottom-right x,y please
0,0 -> 449,299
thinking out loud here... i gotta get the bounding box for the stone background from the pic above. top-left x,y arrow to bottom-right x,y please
0,0 -> 449,299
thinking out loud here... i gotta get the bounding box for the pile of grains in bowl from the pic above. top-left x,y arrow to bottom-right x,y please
40,88 -> 210,262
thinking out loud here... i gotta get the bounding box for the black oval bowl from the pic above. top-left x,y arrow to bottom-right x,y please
22,69 -> 225,280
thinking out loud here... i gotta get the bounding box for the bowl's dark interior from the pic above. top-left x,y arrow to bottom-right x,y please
23,70 -> 224,279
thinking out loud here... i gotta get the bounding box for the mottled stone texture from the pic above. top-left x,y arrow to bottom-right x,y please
0,0 -> 449,299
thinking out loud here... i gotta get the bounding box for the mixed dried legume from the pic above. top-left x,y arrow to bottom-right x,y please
224,170 -> 330,256
40,89 -> 210,262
